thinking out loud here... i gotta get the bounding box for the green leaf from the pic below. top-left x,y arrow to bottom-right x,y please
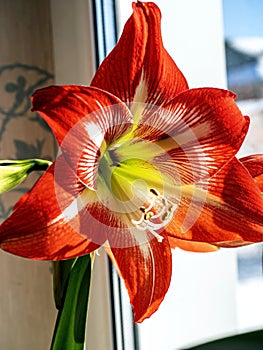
0,159 -> 51,194
186,329 -> 263,349
51,255 -> 93,350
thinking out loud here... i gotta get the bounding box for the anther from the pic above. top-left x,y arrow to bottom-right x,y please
140,206 -> 146,213
161,212 -> 169,221
144,212 -> 154,221
150,188 -> 159,196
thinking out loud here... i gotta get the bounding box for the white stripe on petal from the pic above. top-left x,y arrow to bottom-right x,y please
130,72 -> 148,121
49,188 -> 94,225
84,121 -> 104,148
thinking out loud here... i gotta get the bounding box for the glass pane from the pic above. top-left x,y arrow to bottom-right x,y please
223,0 -> 263,331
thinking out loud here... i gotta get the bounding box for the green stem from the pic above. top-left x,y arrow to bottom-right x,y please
50,255 -> 93,350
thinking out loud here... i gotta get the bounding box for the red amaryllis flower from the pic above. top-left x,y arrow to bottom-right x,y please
1,2 -> 263,322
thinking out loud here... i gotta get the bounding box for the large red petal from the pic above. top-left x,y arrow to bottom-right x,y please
240,154 -> 263,192
91,2 -> 188,107
32,85 -> 133,190
107,231 -> 172,322
165,158 -> 263,246
32,85 -> 133,145
0,157 -> 101,260
135,88 -> 249,184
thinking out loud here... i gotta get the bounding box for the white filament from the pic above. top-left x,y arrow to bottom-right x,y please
131,189 -> 178,242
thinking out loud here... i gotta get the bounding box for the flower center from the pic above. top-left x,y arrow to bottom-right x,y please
96,140 -> 179,243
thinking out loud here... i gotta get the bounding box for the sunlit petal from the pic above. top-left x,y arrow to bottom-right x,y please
135,88 -> 249,184
165,158 -> 263,245
32,85 -> 133,190
107,231 -> 172,322
91,2 -> 188,112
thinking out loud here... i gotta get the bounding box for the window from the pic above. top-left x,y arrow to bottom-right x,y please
223,0 -> 263,332
1,1 -> 262,349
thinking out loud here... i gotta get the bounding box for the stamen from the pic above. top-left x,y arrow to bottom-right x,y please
150,202 -> 166,219
145,195 -> 157,213
131,188 -> 178,242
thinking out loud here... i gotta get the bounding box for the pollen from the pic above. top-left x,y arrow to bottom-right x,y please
131,188 -> 178,242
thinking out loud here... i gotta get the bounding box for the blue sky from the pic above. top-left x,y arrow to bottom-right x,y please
223,0 -> 263,38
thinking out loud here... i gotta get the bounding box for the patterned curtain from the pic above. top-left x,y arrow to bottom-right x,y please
0,1 -> 57,349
